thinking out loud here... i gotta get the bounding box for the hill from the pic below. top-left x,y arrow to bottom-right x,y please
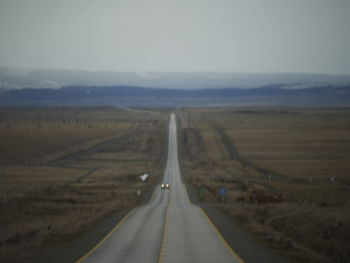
1,85 -> 350,107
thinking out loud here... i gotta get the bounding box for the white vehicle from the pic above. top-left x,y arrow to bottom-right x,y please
161,183 -> 170,189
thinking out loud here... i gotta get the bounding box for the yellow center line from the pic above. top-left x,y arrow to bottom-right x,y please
200,208 -> 246,263
75,208 -> 136,263
157,205 -> 170,263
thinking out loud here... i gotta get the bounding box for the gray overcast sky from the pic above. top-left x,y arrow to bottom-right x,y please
0,0 -> 350,74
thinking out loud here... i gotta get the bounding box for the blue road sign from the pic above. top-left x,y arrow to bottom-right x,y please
219,187 -> 226,196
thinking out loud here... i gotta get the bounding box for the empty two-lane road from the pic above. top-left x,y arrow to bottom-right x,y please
77,114 -> 243,263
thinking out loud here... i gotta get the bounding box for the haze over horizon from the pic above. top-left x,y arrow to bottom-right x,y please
1,0 -> 350,75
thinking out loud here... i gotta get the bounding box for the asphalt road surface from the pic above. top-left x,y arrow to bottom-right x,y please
77,114 -> 243,263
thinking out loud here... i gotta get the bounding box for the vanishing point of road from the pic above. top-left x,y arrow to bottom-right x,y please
76,113 -> 244,263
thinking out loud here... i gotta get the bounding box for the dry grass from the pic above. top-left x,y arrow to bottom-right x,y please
0,107 -> 166,262
220,202 -> 350,263
178,107 -> 350,263
213,108 -> 350,180
0,166 -> 87,193
0,108 -> 141,165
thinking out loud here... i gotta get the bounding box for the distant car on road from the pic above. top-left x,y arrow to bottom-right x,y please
161,183 -> 170,189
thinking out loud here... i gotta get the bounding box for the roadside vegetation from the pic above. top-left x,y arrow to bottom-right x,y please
0,107 -> 167,262
178,107 -> 350,263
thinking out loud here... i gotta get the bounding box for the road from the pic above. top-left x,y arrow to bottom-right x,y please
77,113 -> 243,263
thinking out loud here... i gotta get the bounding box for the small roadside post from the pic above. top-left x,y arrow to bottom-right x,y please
136,189 -> 141,201
218,187 -> 226,203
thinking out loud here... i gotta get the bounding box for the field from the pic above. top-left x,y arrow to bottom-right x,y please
0,107 -> 167,262
178,107 -> 350,263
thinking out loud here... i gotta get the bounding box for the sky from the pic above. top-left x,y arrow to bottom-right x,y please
0,0 -> 350,75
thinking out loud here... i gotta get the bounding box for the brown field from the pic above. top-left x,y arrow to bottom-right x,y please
178,107 -> 350,263
0,107 -> 166,262
0,107 -> 143,165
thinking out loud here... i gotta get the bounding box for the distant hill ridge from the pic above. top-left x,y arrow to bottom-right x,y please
1,67 -> 350,90
1,85 -> 350,107
6,84 -> 350,97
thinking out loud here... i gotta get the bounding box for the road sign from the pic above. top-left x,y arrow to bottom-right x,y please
219,187 -> 226,196
218,187 -> 226,203
139,174 -> 149,182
